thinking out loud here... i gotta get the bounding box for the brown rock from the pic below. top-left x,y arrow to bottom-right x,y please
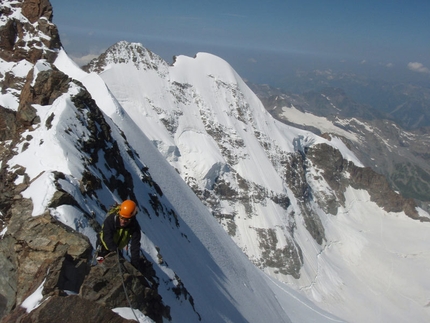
2,198 -> 92,310
22,0 -> 53,24
80,254 -> 170,323
307,142 -> 421,220
0,0 -> 62,63
1,295 -> 135,323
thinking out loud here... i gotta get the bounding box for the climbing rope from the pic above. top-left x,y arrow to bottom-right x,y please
116,250 -> 140,322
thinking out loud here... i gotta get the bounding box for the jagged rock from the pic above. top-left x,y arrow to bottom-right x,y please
0,198 -> 92,316
17,69 -> 70,127
256,228 -> 303,278
1,196 -> 170,322
349,165 -> 421,220
30,69 -> 70,104
0,107 -> 17,141
284,152 -> 309,199
22,0 -> 52,24
307,142 -> 422,220
0,234 -> 18,318
0,0 -> 61,63
0,0 -> 65,145
306,143 -> 348,214
1,295 -> 136,323
80,253 -> 170,323
0,142 -> 21,216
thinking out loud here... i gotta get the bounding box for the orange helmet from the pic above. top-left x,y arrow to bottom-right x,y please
119,200 -> 137,218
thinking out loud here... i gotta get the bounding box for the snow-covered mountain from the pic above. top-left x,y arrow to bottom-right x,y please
0,1 -> 340,322
1,1 -> 430,323
81,40 -> 430,322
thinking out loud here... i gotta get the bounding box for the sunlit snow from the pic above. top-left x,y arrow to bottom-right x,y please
280,105 -> 358,142
51,44 -> 430,323
2,32 -> 428,322
21,279 -> 47,313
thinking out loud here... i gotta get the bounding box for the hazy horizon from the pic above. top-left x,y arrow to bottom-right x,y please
51,0 -> 430,89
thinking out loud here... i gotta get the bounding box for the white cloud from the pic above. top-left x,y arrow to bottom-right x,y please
407,62 -> 430,74
70,54 -> 99,67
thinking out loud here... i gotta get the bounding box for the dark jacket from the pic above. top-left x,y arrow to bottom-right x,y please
99,213 -> 141,266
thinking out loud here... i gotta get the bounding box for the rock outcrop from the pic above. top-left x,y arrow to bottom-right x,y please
1,295 -> 137,323
80,253 -> 170,323
0,0 -> 61,63
0,197 -> 91,318
0,1 -> 171,322
307,140 -> 422,220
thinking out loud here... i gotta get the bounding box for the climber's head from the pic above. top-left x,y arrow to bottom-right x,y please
118,200 -> 137,226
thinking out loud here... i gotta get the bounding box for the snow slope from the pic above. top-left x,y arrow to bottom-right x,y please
1,45 -> 347,322
70,42 -> 430,323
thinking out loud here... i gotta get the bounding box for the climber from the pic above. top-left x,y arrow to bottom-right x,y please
96,199 -> 142,268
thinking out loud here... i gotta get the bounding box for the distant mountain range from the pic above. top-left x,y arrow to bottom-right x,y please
259,68 -> 430,130
248,82 -> 430,208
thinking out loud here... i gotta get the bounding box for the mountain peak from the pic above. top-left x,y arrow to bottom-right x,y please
83,41 -> 168,74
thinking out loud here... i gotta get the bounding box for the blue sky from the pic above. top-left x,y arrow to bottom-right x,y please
50,0 -> 430,85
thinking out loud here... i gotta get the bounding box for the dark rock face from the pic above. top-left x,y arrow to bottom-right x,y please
255,227 -> 303,279
80,254 -> 170,323
306,141 -> 422,221
0,107 -> 16,141
1,295 -> 136,323
0,0 -> 61,63
0,197 -> 92,319
349,165 -> 420,219
0,0 -> 67,144
18,69 -> 71,127
1,237 -> 170,322
0,68 -> 71,227
21,0 -> 52,24
0,0 -> 66,141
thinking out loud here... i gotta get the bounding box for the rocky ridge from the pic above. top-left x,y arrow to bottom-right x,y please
0,1 -> 186,322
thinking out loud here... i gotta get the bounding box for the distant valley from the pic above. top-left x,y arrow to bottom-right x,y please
248,74 -> 430,210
